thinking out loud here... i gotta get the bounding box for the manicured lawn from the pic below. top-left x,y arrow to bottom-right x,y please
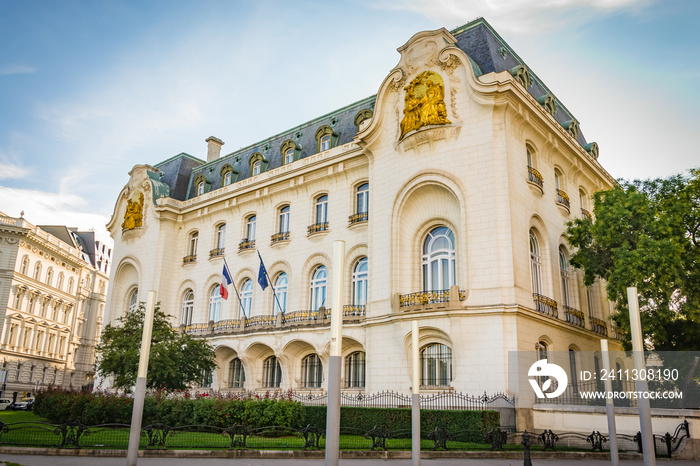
0,411 -> 48,424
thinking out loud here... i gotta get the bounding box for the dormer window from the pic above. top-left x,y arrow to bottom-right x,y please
280,140 -> 299,165
249,152 -> 267,175
253,160 -> 261,176
315,125 -> 336,152
284,148 -> 294,164
197,181 -> 205,195
224,171 -> 232,186
320,134 -> 331,151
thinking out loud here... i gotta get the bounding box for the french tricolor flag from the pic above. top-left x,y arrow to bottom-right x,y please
220,260 -> 233,300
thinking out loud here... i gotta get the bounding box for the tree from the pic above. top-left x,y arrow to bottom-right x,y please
96,302 -> 216,391
566,168 -> 700,351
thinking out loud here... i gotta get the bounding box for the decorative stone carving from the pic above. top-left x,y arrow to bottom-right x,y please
510,65 -> 531,89
536,94 -> 557,116
584,142 -> 599,160
399,71 -> 451,139
121,192 -> 144,231
563,120 -> 580,140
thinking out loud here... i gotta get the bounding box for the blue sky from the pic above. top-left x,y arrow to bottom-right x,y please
1,0 -> 698,241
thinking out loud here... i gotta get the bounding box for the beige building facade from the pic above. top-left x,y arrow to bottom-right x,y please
0,212 -> 111,398
103,20 -> 621,406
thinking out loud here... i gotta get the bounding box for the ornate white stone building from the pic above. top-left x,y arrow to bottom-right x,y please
103,18 -> 621,416
0,212 -> 111,398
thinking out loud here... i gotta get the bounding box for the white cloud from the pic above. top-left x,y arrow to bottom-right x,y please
0,186 -> 111,241
0,64 -> 36,76
0,155 -> 29,180
370,0 -> 654,33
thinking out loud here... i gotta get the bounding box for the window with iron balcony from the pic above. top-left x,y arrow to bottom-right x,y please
349,183 -> 369,225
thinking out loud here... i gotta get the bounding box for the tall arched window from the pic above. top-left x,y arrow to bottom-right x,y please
420,343 -> 452,387
197,181 -> 205,196
352,257 -> 368,306
182,290 -> 194,326
229,358 -> 245,388
57,273 -> 64,291
559,247 -> 570,307
216,223 -> 226,250
310,266 -> 327,311
246,215 -> 256,241
128,289 -> 139,313
422,227 -> 456,291
279,205 -> 290,233
188,231 -> 199,257
273,273 -> 288,314
356,183 -> 369,215
344,351 -> 366,388
315,195 -> 328,225
68,278 -> 74,294
240,279 -> 253,317
209,286 -> 221,322
34,263 -> 42,280
569,349 -> 579,391
46,268 -> 53,286
263,356 -> 282,388
301,354 -> 323,388
529,229 -> 543,295
20,256 -> 29,275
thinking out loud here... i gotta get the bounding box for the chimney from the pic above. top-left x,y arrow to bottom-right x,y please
205,136 -> 225,162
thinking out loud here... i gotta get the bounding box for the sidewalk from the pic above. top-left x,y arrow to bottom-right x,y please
0,454 -> 696,466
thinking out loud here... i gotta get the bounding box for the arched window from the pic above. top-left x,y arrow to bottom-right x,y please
246,215 -> 256,241
569,349 -> 578,391
68,278 -> 74,294
319,134 -> 331,151
301,354 -> 323,388
315,195 -> 328,224
209,286 -> 221,322
46,268 -> 53,286
356,183 -> 369,215
240,279 -> 253,317
182,290 -> 194,326
263,356 -> 282,388
529,229 -> 543,295
352,257 -> 368,306
420,343 -> 452,387
279,205 -> 290,233
57,273 -> 64,291
273,273 -> 288,314
559,247 -> 571,307
34,262 -> 42,280
527,148 -> 533,168
128,289 -> 139,313
216,223 -> 226,250
422,227 -> 456,291
252,160 -> 262,175
310,266 -> 327,311
197,181 -> 205,196
284,148 -> 294,164
344,351 -> 365,388
537,341 -> 548,360
20,256 -> 29,275
229,358 -> 245,388
223,171 -> 232,186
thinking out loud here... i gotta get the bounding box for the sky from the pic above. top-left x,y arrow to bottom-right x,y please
1,0 -> 698,243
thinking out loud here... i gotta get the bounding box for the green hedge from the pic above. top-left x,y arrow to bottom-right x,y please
33,390 -> 498,436
33,390 -> 304,429
303,406 -> 499,437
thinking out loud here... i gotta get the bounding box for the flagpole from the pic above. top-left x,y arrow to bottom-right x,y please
258,250 -> 284,314
224,259 -> 245,318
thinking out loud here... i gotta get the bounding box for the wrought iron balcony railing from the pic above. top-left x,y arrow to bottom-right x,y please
245,315 -> 276,327
342,305 -> 366,316
564,306 -> 585,328
209,248 -> 225,258
348,212 -> 368,225
581,208 -> 593,221
283,309 -> 321,324
182,255 -> 197,264
556,189 -> 570,210
238,239 -> 255,251
399,289 -> 466,307
307,222 -> 329,235
213,319 -> 241,332
590,316 -> 608,336
533,293 -> 558,318
528,167 -> 543,189
271,232 -> 290,244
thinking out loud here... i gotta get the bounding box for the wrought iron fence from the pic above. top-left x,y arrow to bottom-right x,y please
0,419 -> 689,458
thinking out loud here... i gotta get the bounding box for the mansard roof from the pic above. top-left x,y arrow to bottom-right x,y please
149,17 -> 590,202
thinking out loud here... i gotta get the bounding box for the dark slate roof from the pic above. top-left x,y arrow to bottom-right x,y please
37,225 -> 95,267
451,18 -> 589,146
180,95 -> 375,201
153,153 -> 205,201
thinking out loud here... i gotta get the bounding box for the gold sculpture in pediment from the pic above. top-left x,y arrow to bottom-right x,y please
121,191 -> 144,230
400,71 -> 450,139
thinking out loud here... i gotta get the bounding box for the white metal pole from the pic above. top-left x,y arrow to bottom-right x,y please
126,290 -> 156,466
325,241 -> 345,466
627,287 -> 655,466
412,320 -> 420,466
600,339 -> 619,466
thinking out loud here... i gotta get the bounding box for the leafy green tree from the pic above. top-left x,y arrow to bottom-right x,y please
96,302 -> 216,390
566,169 -> 700,351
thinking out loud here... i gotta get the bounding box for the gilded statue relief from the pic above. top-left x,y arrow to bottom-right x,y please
399,71 -> 450,139
121,192 -> 144,230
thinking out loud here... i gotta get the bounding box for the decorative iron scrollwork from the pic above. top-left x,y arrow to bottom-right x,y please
428,425 -> 451,450
365,425 -> 391,451
224,424 -> 251,449
539,429 -> 559,451
143,423 -> 171,450
586,430 -> 607,452
485,428 -> 508,451
54,421 -> 90,449
299,424 -> 324,450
